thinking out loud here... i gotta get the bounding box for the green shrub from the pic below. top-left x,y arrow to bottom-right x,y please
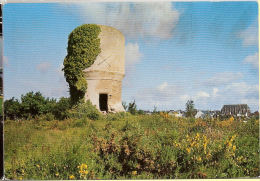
68,100 -> 102,120
106,112 -> 130,121
4,97 -> 21,120
20,92 -> 48,118
127,100 -> 137,115
53,97 -> 71,120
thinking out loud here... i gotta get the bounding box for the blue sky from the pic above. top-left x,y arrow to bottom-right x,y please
3,2 -> 259,111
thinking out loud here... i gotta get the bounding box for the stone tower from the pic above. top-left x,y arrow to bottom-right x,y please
83,25 -> 125,113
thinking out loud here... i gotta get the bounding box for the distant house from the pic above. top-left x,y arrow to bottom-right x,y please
144,110 -> 152,115
195,110 -> 204,118
221,104 -> 250,117
169,110 -> 183,117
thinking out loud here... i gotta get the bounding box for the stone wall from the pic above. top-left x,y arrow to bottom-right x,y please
83,25 -> 125,112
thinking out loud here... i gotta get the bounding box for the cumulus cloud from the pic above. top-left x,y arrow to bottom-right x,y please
123,42 -> 143,87
238,21 -> 258,46
135,81 -> 188,110
195,91 -> 210,100
244,52 -> 259,68
74,2 -> 180,39
36,62 -> 51,74
125,43 -> 142,67
134,79 -> 258,111
157,81 -> 168,91
212,88 -> 218,97
204,72 -> 243,87
224,82 -> 258,99
194,83 -> 259,111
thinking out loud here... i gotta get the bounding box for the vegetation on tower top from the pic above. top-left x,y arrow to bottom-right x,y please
63,24 -> 101,104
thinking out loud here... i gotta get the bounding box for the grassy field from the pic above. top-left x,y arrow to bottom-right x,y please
4,113 -> 259,179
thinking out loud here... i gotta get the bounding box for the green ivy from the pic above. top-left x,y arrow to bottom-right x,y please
63,24 -> 101,104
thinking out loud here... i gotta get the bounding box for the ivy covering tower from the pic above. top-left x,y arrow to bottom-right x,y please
63,24 -> 101,104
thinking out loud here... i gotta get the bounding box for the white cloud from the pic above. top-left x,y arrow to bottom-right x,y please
212,87 -> 218,97
157,81 -> 168,91
195,82 -> 259,111
57,63 -> 65,80
134,81 -> 188,110
204,72 -> 243,86
195,91 -> 210,100
224,82 -> 258,97
36,62 -> 51,74
132,79 -> 258,111
180,94 -> 189,102
238,21 -> 258,46
244,52 -> 258,69
125,43 -> 142,66
73,2 -> 180,39
123,42 -> 143,87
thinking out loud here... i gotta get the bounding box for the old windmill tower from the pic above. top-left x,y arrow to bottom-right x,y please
83,25 -> 125,113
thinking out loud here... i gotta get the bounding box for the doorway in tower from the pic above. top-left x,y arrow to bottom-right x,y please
99,93 -> 108,112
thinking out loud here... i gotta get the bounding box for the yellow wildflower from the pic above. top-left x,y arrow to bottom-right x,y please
197,156 -> 202,162
69,175 -> 75,180
206,153 -> 211,159
55,173 -> 59,176
132,171 -> 137,175
228,142 -> 232,148
196,133 -> 200,138
203,142 -> 207,150
232,145 -> 236,151
19,177 -> 23,180
80,163 -> 88,170
78,163 -> 89,179
186,148 -> 191,153
203,135 -> 207,140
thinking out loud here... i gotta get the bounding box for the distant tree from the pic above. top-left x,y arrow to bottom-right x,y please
152,106 -> 158,114
53,97 -> 72,120
44,97 -> 57,114
128,100 -> 137,115
20,91 -> 47,118
185,100 -> 196,118
137,109 -> 145,115
4,97 -> 21,120
122,101 -> 128,111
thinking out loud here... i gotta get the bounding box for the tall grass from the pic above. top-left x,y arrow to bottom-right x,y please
4,114 -> 259,179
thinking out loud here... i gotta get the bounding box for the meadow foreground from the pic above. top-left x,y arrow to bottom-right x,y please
4,113 -> 259,179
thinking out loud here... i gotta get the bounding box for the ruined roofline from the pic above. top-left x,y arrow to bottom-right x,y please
222,104 -> 249,107
97,24 -> 124,37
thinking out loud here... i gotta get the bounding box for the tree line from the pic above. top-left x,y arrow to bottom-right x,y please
4,91 -> 71,120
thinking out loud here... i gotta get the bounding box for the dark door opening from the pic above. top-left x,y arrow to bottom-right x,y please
99,94 -> 108,112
